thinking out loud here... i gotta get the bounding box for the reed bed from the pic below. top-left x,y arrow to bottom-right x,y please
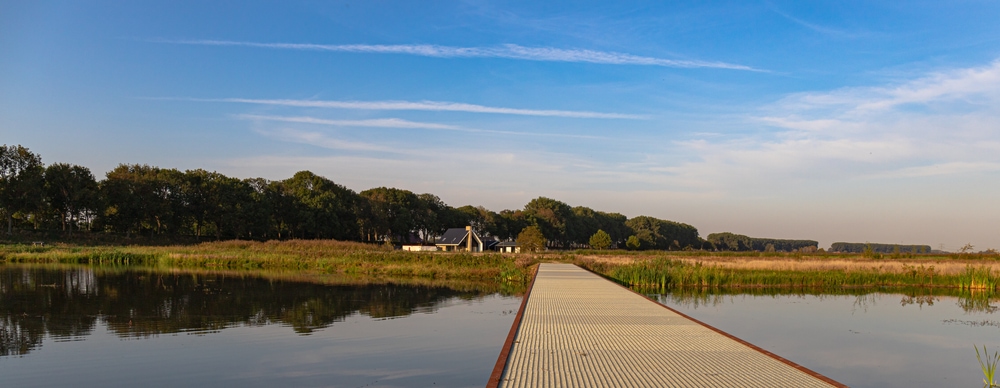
0,240 -> 538,290
4,261 -> 520,294
577,255 -> 1000,292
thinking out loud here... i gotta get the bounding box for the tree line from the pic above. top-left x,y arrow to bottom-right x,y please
0,145 -> 708,249
829,242 -> 931,254
706,232 -> 819,252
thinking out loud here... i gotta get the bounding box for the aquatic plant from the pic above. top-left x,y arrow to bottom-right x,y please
961,266 -> 999,290
975,345 -> 999,388
579,256 -> 1000,292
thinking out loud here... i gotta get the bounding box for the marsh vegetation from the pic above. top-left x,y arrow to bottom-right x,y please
575,252 -> 1000,292
0,240 -> 537,293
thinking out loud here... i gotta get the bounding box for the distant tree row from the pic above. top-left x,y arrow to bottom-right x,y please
830,242 -> 931,254
0,145 -> 707,249
625,216 -> 704,250
706,232 -> 819,252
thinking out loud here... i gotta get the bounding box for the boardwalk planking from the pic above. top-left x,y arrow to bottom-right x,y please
490,263 -> 845,388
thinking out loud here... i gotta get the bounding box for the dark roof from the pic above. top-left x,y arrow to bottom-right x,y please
437,228 -> 470,245
497,241 -> 519,247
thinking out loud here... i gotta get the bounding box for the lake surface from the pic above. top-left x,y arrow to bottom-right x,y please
6,264 -> 999,388
0,264 -> 520,387
653,290 -> 1000,388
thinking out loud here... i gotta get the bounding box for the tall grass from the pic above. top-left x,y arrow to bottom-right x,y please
961,266 -> 999,291
0,240 -> 538,291
976,345 -> 999,388
581,257 -> 1000,292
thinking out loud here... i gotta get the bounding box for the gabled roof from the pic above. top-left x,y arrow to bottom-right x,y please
497,241 -> 519,247
437,228 -> 471,245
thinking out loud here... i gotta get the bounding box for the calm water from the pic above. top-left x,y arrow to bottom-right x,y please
0,265 -> 520,387
6,265 -> 999,388
654,290 -> 1000,388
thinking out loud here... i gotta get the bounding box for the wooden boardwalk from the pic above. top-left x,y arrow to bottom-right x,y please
489,263 -> 845,388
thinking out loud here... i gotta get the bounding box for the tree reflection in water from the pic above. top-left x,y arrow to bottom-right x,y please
0,264 -> 491,356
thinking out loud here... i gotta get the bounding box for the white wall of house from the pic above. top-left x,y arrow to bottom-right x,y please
402,245 -> 439,252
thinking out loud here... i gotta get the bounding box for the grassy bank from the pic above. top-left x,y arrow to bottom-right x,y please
575,254 -> 1000,292
6,242 -> 999,294
0,240 -> 538,293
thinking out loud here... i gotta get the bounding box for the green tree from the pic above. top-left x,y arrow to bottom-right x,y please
455,205 -> 500,236
360,187 -> 420,242
522,197 -> 575,248
413,193 -> 448,241
208,174 -> 253,240
178,169 -> 253,240
595,211 -> 629,248
43,163 -> 98,235
625,215 -> 700,250
283,171 -> 360,240
626,235 -> 641,250
707,232 -> 752,251
99,164 -> 186,237
180,169 -> 218,238
517,225 -> 546,253
0,145 -> 44,234
570,206 -> 600,245
589,229 -> 612,250
266,179 -> 303,239
243,177 -> 277,240
495,209 -> 528,241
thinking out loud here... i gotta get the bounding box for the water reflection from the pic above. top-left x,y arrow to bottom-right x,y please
0,264 -> 494,357
647,286 -> 999,314
647,287 -> 1000,388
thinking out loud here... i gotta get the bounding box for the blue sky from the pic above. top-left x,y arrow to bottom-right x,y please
3,1 -> 1000,250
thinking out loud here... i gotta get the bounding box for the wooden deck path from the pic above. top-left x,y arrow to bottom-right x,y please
488,263 -> 845,388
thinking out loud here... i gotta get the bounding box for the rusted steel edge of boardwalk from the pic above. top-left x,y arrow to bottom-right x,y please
487,263 -> 539,387
487,263 -> 847,388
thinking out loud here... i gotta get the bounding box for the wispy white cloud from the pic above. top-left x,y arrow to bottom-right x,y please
223,139 -> 576,198
238,114 -> 459,130
257,127 -> 393,153
237,114 -> 602,139
151,39 -> 761,71
866,162 -> 1000,179
669,60 -> 1000,189
189,97 -> 645,119
771,60 -> 1000,114
767,4 -> 873,39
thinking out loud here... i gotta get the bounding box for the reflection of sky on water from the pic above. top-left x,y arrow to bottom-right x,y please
0,265 -> 520,387
656,293 -> 998,388
2,294 -> 519,388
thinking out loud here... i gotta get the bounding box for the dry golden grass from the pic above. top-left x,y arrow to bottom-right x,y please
572,253 -> 1000,276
